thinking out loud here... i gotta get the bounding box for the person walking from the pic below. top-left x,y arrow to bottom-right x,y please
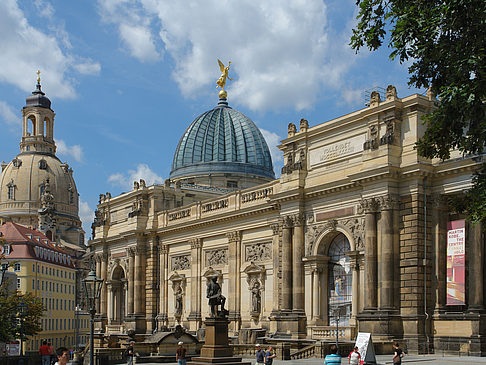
324,345 -> 341,365
125,341 -> 135,365
265,346 -> 276,365
39,341 -> 51,365
348,346 -> 361,365
48,342 -> 55,365
392,342 -> 404,364
255,344 -> 265,365
176,341 -> 187,365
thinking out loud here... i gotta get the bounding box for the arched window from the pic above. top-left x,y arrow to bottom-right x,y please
7,181 -> 16,200
328,233 -> 352,326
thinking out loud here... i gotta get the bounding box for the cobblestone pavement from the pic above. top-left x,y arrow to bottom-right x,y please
117,355 -> 486,365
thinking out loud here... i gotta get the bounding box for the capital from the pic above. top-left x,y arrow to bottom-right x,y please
226,231 -> 241,242
190,238 -> 202,249
270,223 -> 281,235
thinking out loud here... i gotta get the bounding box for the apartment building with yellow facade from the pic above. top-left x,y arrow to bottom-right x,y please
0,222 -> 89,354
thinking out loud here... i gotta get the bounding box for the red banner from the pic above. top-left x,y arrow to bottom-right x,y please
446,220 -> 466,305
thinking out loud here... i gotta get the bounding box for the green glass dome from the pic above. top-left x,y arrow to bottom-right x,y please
170,98 -> 275,180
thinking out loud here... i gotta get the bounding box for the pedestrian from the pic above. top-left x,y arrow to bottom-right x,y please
48,342 -> 55,365
39,341 -> 51,365
324,345 -> 341,365
392,342 -> 404,364
125,341 -> 135,365
265,346 -> 276,365
53,347 -> 69,365
348,346 -> 361,365
255,344 -> 265,365
176,341 -> 187,365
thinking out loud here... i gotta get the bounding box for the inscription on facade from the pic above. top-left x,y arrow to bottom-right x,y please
168,209 -> 191,221
171,255 -> 190,271
241,187 -> 273,203
310,135 -> 365,166
245,242 -> 272,262
202,199 -> 228,213
205,248 -> 228,267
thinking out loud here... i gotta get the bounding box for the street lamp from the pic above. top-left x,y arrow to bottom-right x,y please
18,300 -> 27,365
82,270 -> 103,365
0,263 -> 7,287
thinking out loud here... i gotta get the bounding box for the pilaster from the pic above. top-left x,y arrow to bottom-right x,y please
227,231 -> 241,332
188,237 -> 203,331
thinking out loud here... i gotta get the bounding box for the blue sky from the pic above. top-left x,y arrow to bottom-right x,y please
0,0 -> 423,239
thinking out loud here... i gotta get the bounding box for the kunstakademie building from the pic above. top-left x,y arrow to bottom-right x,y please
89,86 -> 485,355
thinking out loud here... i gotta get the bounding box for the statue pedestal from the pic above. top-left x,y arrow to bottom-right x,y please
189,317 -> 250,365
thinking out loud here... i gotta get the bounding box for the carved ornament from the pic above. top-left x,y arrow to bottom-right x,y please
226,231 -> 241,242
205,248 -> 228,267
171,255 -> 190,271
245,242 -> 272,262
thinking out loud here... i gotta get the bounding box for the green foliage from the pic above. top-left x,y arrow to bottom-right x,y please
351,0 -> 486,224
0,291 -> 44,342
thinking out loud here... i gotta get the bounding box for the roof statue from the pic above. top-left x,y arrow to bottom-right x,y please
216,59 -> 232,98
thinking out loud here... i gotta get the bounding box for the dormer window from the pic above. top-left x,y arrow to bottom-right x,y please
12,158 -> 22,168
39,159 -> 47,170
2,244 -> 11,255
7,180 -> 16,200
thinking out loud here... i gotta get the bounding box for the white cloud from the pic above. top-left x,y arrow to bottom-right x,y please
341,88 -> 363,106
0,0 -> 100,99
79,199 -> 95,242
108,163 -> 164,190
260,128 -> 283,163
73,59 -> 101,75
56,139 -> 84,162
0,100 -> 20,127
119,23 -> 161,62
98,0 -> 358,111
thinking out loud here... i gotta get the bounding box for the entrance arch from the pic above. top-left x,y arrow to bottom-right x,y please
109,265 -> 126,324
327,234 -> 352,326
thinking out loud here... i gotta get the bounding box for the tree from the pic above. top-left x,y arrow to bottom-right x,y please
350,0 -> 486,224
0,290 -> 44,343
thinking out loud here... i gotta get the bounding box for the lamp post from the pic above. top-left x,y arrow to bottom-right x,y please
82,270 -> 103,365
0,263 -> 7,287
18,300 -> 27,365
332,305 -> 341,352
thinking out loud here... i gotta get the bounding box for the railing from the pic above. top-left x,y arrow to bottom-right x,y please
310,326 -> 356,340
290,344 -> 315,359
158,182 -> 277,227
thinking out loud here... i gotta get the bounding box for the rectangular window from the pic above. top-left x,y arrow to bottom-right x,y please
3,245 -> 10,255
56,269 -> 59,277
60,300 -> 62,310
49,268 -> 52,275
32,264 -> 35,272
32,279 -> 35,289
42,266 -> 44,274
60,284 -> 63,293
56,283 -> 58,292
42,281 -> 44,290
37,279 -> 39,289
17,278 -> 21,289
13,263 -> 20,272
7,185 -> 15,200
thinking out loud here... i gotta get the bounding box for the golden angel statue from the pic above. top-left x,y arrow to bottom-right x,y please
216,59 -> 232,96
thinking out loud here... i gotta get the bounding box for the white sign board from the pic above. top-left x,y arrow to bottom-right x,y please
309,134 -> 365,166
354,332 -> 376,364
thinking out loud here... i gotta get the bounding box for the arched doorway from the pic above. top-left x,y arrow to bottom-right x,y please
327,234 -> 352,325
110,266 -> 126,324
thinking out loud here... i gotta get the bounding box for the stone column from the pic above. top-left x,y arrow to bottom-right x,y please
379,195 -> 396,310
312,267 -> 322,321
347,251 -> 363,324
106,281 -> 113,324
292,213 -> 305,313
281,216 -> 293,311
158,244 -> 168,327
468,222 -> 484,312
432,195 -> 447,311
145,239 -> 157,333
95,254 -> 102,313
127,247 -> 135,315
100,252 -> 108,317
270,224 -> 281,313
227,231 -> 241,330
134,244 -> 146,315
363,198 -> 378,310
188,238 -> 202,330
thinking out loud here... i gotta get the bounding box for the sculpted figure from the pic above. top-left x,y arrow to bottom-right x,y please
174,285 -> 183,316
251,281 -> 261,313
216,60 -> 232,92
207,276 -> 227,317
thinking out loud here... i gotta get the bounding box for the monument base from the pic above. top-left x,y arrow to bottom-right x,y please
188,317 -> 250,365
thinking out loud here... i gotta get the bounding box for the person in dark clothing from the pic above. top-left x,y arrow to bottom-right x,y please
393,342 -> 404,364
176,341 -> 187,365
125,341 -> 135,365
255,344 -> 265,365
265,346 -> 276,365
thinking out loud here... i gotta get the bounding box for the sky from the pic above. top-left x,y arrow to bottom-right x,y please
0,0 -> 423,240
